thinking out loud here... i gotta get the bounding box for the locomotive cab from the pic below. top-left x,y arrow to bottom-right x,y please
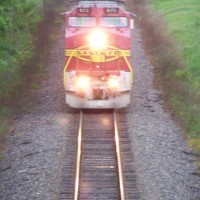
63,1 -> 134,108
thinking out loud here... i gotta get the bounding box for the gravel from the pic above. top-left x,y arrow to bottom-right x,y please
0,1 -> 200,200
0,17 -> 78,199
123,22 -> 200,199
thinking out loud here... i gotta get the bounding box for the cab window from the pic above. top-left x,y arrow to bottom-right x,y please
100,17 -> 128,27
68,17 -> 96,27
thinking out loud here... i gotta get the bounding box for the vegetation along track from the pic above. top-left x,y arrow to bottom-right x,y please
59,110 -> 140,200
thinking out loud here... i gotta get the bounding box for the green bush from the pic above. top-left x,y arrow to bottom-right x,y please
0,0 -> 43,103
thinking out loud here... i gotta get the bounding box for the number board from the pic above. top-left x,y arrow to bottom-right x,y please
77,8 -> 90,13
104,8 -> 118,13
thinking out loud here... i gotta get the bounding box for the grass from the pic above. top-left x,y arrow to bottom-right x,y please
149,0 -> 200,152
0,108 -> 9,148
133,0 -> 200,152
150,0 -> 200,89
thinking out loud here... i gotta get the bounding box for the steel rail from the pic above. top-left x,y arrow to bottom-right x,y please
74,111 -> 83,200
114,110 -> 125,200
73,110 -> 125,200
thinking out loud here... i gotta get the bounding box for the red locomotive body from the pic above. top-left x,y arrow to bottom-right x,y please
63,1 -> 134,108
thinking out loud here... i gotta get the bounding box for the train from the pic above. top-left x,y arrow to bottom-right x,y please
63,0 -> 134,108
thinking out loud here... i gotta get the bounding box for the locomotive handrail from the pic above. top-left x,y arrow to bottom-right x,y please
64,47 -> 133,83
63,49 -> 76,84
121,50 -> 133,84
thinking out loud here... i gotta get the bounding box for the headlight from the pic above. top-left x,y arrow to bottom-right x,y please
107,77 -> 119,90
88,29 -> 107,50
75,76 -> 90,90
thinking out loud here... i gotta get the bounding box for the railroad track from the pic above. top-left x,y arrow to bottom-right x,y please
74,110 -> 124,199
59,110 -> 140,200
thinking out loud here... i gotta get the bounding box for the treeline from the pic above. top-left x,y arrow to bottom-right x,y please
0,0 -> 44,104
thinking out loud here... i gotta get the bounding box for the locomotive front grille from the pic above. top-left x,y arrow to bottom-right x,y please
92,88 -> 108,100
93,88 -> 103,99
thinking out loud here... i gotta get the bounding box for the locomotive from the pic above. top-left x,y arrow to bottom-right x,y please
63,0 -> 134,108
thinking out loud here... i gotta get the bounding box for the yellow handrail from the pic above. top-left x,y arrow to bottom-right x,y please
64,47 -> 133,84
121,50 -> 133,84
63,49 -> 76,84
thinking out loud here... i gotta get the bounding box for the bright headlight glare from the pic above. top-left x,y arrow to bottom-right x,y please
108,78 -> 119,89
88,29 -> 107,49
76,76 -> 90,90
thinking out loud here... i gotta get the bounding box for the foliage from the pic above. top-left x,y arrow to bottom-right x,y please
0,0 -> 43,103
0,0 -> 45,145
0,0 -> 66,144
150,0 -> 200,95
147,0 -> 200,151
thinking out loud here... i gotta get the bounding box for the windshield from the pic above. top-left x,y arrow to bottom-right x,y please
100,17 -> 128,27
68,17 -> 96,27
